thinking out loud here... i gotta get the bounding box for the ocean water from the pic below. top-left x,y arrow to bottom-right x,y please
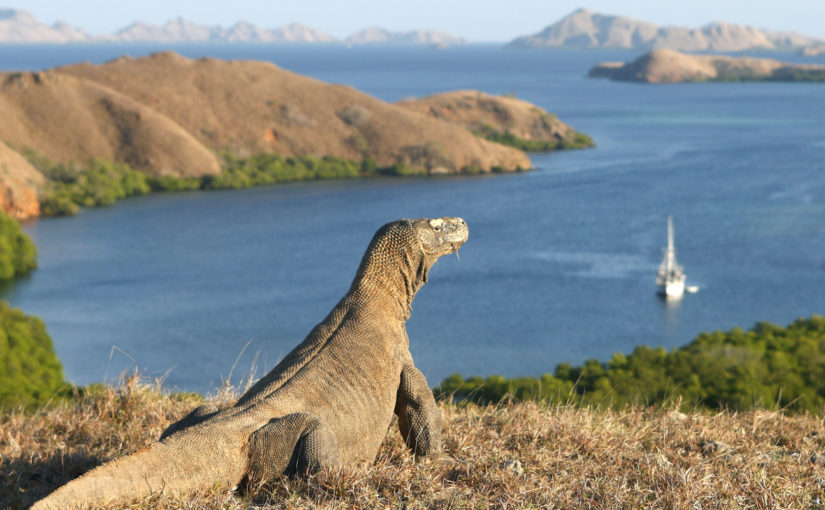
2,45 -> 824,393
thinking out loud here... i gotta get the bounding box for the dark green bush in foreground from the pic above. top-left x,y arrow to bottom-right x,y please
0,301 -> 66,409
0,211 -> 37,280
436,315 -> 825,413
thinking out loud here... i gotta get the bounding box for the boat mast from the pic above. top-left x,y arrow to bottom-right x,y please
666,215 -> 675,272
662,215 -> 683,276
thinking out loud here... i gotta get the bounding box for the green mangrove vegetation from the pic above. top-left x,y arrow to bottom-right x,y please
36,158 -> 152,216
30,150 -> 521,216
435,315 -> 825,413
31,152 -> 369,216
0,301 -> 67,409
472,124 -> 594,152
0,210 -> 37,280
29,149 -> 487,216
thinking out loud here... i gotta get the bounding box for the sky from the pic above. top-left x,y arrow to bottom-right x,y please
12,0 -> 825,41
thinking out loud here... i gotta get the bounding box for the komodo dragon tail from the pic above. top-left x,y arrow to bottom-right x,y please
31,434 -> 246,510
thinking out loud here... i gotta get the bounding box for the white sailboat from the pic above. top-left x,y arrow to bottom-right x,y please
657,216 -> 686,298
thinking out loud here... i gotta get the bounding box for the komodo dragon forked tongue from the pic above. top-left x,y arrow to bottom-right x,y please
32,217 -> 468,510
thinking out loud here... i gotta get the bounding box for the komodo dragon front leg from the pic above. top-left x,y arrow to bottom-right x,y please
395,364 -> 442,456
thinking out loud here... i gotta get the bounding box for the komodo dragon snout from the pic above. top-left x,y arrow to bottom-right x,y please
33,217 -> 468,510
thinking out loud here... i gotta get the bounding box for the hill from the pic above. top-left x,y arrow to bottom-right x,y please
2,377 -> 821,508
508,8 -> 824,52
397,90 -> 593,151
0,52 -> 583,217
0,69 -> 222,177
0,52 -> 533,186
588,49 -> 825,83
53,52 -> 528,172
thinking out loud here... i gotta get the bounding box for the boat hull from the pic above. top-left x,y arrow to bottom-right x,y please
657,278 -> 685,298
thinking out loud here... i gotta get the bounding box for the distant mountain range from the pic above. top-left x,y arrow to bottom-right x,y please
100,18 -> 338,44
508,8 -> 825,52
0,8 -> 466,45
4,7 -> 824,51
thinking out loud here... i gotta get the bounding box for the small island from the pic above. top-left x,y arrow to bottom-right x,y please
589,49 -> 825,83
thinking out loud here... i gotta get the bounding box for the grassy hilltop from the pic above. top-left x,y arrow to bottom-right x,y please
1,377 -> 823,509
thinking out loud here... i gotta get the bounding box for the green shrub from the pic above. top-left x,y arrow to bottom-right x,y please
0,301 -> 67,409
378,162 -> 427,177
461,163 -> 482,175
0,211 -> 37,280
435,315 -> 825,413
360,158 -> 378,175
38,157 -> 151,216
147,175 -> 203,192
472,124 -> 594,152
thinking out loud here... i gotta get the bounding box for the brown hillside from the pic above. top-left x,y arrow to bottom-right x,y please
0,70 -> 220,177
56,52 -> 530,172
0,142 -> 44,219
396,90 -> 583,145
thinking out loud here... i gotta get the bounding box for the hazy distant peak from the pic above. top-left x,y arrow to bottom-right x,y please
0,8 -> 91,43
111,17 -> 217,43
270,23 -> 339,43
508,8 -> 824,52
347,26 -> 390,43
346,26 -> 467,46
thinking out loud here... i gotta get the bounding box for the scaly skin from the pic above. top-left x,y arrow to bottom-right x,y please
33,217 -> 468,509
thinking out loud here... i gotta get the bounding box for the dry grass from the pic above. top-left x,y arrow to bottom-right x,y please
2,376 -> 824,509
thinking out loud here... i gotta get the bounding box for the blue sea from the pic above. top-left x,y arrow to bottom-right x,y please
2,44 -> 824,393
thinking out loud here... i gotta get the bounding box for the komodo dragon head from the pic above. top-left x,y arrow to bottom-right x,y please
352,217 -> 468,319
414,217 -> 469,261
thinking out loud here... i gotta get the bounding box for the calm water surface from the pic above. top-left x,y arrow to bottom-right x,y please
2,45 -> 824,393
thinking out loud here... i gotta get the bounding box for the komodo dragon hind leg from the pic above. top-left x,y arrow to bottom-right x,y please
395,364 -> 442,457
245,413 -> 340,486
159,403 -> 220,440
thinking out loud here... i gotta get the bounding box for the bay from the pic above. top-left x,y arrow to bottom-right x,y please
2,44 -> 824,393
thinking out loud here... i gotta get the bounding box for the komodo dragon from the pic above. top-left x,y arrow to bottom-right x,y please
33,217 -> 469,509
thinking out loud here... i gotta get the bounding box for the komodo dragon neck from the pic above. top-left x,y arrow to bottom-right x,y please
348,220 -> 434,322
